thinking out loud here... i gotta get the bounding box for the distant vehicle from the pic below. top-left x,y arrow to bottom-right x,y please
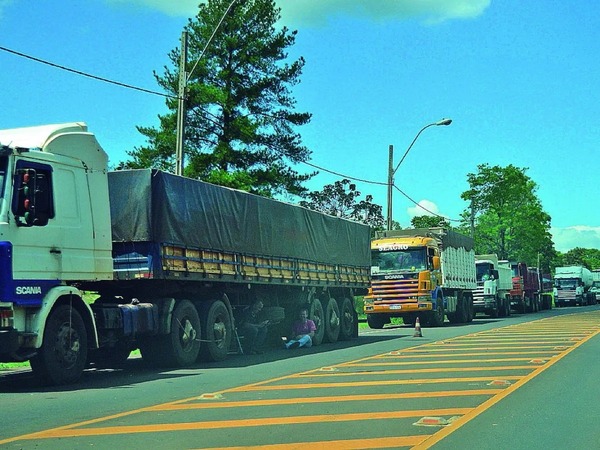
590,270 -> 600,298
507,262 -> 543,313
363,227 -> 476,328
472,254 -> 512,318
553,266 -> 597,307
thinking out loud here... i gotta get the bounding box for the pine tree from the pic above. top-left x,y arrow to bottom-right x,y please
122,0 -> 313,198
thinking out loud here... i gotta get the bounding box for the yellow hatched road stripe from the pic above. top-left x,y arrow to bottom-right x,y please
14,408 -> 474,440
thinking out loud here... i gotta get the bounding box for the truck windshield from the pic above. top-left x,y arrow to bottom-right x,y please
372,249 -> 426,272
555,279 -> 577,289
476,264 -> 492,281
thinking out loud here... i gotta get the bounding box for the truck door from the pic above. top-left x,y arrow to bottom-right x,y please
11,160 -> 97,281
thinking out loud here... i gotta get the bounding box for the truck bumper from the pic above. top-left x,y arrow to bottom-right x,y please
364,303 -> 432,314
473,298 -> 497,312
0,328 -> 20,354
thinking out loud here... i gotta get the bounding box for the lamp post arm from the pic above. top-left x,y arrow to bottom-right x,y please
393,123 -> 435,175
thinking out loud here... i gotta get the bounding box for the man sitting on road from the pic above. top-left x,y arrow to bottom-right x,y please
238,300 -> 269,354
285,308 -> 316,349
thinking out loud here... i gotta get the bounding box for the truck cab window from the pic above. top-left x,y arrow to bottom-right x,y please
12,164 -> 54,227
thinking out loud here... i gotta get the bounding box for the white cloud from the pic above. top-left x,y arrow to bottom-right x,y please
407,199 -> 439,218
278,0 -> 491,28
104,0 -> 198,16
102,0 -> 491,26
551,225 -> 600,253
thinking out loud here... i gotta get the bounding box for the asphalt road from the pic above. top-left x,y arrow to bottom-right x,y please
1,305 -> 600,449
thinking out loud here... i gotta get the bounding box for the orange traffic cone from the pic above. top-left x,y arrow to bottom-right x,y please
413,317 -> 423,337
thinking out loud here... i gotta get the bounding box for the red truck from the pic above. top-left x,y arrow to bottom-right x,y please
509,262 -> 552,312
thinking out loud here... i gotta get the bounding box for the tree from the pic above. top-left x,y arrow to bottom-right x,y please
460,164 -> 554,266
299,179 -> 384,231
558,248 -> 600,270
121,0 -> 313,198
410,215 -> 450,229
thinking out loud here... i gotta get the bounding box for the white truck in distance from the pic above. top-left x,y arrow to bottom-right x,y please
472,254 -> 512,318
553,266 -> 597,307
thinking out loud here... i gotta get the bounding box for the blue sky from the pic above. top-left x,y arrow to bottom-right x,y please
1,0 -> 599,252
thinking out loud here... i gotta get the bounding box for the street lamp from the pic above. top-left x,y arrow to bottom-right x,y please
387,118 -> 452,230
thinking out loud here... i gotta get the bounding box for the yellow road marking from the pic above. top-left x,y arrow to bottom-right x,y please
3,311 -> 600,448
17,408 -> 474,440
153,389 -> 503,411
208,435 -> 431,449
413,316 -> 600,449
233,376 -> 523,391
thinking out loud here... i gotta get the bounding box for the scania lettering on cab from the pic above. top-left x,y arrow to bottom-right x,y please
0,123 -> 371,385
363,228 -> 476,328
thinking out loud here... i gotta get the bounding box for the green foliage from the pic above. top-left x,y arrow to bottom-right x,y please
410,215 -> 450,229
460,164 -> 554,266
299,179 -> 384,232
557,247 -> 600,270
121,0 -> 314,198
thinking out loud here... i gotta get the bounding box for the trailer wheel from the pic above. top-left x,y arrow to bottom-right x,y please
338,297 -> 356,340
308,298 -> 325,346
321,297 -> 341,343
157,299 -> 202,366
30,305 -> 88,385
199,300 -> 232,362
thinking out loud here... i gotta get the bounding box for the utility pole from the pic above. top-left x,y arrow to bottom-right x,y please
387,145 -> 394,230
175,31 -> 188,176
386,119 -> 452,231
470,200 -> 475,238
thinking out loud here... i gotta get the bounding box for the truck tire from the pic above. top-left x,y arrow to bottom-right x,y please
338,297 -> 356,340
489,296 -> 499,318
322,297 -> 341,343
464,293 -> 475,322
167,299 -> 202,366
367,313 -> 388,329
427,300 -> 445,327
309,298 -> 325,346
30,305 -> 88,385
199,300 -> 232,362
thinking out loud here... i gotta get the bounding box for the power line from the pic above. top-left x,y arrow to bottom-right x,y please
0,46 -> 177,99
1,46 -> 461,221
393,184 -> 461,222
301,160 -> 387,186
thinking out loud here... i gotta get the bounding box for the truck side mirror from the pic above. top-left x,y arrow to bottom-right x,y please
432,256 -> 440,270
